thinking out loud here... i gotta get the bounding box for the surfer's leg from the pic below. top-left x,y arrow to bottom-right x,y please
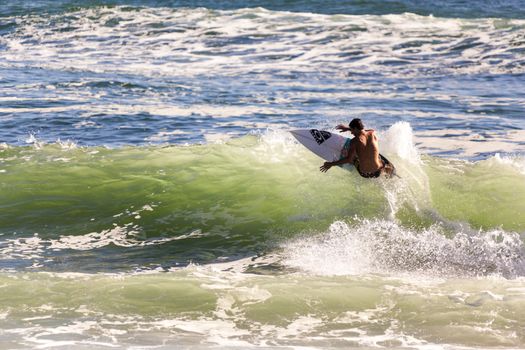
378,155 -> 396,178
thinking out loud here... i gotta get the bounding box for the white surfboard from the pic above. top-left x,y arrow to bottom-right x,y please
290,129 -> 353,163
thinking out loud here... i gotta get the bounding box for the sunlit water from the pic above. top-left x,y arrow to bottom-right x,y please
0,1 -> 524,348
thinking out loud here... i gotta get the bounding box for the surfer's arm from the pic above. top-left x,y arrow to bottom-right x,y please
320,158 -> 349,172
335,124 -> 350,133
320,143 -> 356,172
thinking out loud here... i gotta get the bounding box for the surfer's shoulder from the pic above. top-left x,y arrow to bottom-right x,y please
364,129 -> 376,140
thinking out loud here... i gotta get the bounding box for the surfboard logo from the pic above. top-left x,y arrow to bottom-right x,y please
310,129 -> 332,145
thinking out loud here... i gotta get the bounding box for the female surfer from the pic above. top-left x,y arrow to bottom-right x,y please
319,118 -> 395,178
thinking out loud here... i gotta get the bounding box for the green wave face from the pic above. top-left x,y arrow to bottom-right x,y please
0,135 -> 387,270
1,133 -> 524,271
425,155 -> 525,231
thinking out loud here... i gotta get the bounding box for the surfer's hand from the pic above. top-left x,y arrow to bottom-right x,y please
335,124 -> 348,133
320,162 -> 332,172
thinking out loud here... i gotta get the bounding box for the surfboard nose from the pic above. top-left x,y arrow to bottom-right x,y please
289,129 -> 302,140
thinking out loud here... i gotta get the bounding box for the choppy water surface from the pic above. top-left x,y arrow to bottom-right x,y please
0,0 -> 524,348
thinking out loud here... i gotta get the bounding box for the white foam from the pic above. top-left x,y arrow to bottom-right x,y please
254,128 -> 304,163
282,219 -> 525,278
414,129 -> 525,159
492,153 -> 525,175
145,129 -> 189,142
380,121 -> 421,164
0,226 -> 204,263
3,7 -> 524,78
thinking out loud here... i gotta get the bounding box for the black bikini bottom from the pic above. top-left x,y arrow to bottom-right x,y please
354,155 -> 391,179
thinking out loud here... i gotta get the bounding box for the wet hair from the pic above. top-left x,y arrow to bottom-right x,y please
349,118 -> 364,130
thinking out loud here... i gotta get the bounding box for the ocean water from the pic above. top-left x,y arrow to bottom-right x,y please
1,0 -> 525,348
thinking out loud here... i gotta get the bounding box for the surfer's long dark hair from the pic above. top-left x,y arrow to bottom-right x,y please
349,118 -> 364,130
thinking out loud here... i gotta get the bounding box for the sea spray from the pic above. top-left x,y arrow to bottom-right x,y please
282,219 -> 525,278
377,122 -> 431,219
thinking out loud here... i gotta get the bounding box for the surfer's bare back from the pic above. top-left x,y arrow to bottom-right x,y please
319,118 -> 395,178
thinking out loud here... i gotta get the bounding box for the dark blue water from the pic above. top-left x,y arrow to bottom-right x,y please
2,0 -> 525,18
